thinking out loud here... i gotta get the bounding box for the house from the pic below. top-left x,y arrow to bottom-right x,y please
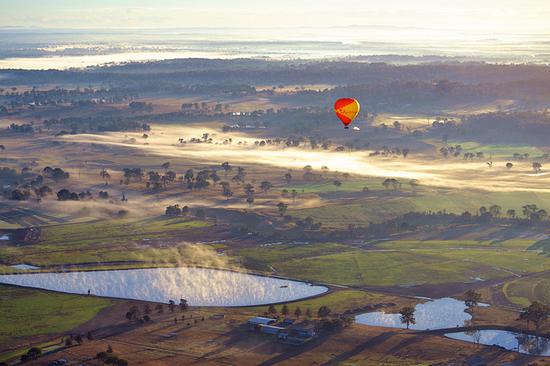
277,324 -> 316,345
248,316 -> 277,330
259,324 -> 285,335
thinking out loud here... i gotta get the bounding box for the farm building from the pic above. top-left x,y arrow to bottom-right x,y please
248,316 -> 277,330
278,324 -> 316,345
259,324 -> 285,335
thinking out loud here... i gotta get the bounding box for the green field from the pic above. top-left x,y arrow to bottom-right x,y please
503,272 -> 550,307
238,242 -> 550,287
238,242 -> 350,271
447,140 -> 544,159
375,240 -> 536,250
0,285 -> 112,349
0,217 -> 212,268
290,189 -> 550,228
39,217 -> 210,247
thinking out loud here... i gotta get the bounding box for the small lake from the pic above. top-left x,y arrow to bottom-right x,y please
446,330 -> 550,356
10,264 -> 41,270
0,267 -> 328,307
355,297 -> 488,330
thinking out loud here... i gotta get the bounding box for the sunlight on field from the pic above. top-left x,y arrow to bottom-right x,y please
63,124 -> 550,194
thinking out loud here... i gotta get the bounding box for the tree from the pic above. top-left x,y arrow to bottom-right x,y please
282,304 -> 289,317
268,304 -> 277,315
126,305 -> 140,321
382,178 -> 401,191
489,205 -> 502,217
184,169 -> 194,184
533,162 -> 542,173
165,204 -> 182,216
305,308 -> 312,319
179,298 -> 188,312
506,162 -> 513,169
399,306 -> 416,329
57,189 -> 79,201
75,334 -> 83,345
520,301 -> 550,333
26,347 -> 42,360
318,306 -> 331,318
246,194 -> 255,207
100,168 -> 111,185
464,290 -> 482,308
277,202 -> 288,216
220,181 -> 233,199
507,209 -> 516,219
260,181 -> 273,193
144,304 -> 152,315
221,162 -> 232,176
294,306 -> 302,318
168,300 -> 176,313
284,172 -> 292,185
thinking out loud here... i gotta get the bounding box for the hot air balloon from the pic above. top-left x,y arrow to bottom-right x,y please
334,98 -> 360,129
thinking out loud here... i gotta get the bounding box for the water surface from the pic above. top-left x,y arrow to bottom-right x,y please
446,330 -> 550,356
355,297 -> 487,330
0,267 -> 327,306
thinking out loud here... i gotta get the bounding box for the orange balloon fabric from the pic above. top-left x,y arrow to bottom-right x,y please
334,98 -> 360,128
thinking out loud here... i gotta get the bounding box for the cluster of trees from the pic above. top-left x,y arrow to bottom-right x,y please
520,301 -> 550,333
266,303 -> 353,332
57,189 -> 92,201
428,111 -> 550,145
43,116 -> 150,134
0,86 -> 134,112
369,146 -> 409,158
4,59 -> 549,89
43,166 -> 69,181
7,123 -> 34,133
18,347 -> 42,363
1,168 -> 54,201
128,101 -> 153,112
165,204 -> 189,217
126,299 -> 189,323
267,303 -> 312,319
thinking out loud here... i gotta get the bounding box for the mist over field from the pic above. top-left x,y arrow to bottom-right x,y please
1,26 -> 550,69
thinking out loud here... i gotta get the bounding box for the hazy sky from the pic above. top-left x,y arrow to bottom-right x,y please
1,0 -> 549,33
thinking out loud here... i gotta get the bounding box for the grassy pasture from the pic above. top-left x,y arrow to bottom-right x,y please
0,285 -> 111,348
290,189 -> 550,228
0,217 -> 212,269
238,243 -> 550,287
503,272 -> 550,307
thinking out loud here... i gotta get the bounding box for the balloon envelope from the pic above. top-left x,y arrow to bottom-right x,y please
334,98 -> 360,128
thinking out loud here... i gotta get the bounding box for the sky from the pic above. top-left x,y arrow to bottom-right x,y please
1,0 -> 550,34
